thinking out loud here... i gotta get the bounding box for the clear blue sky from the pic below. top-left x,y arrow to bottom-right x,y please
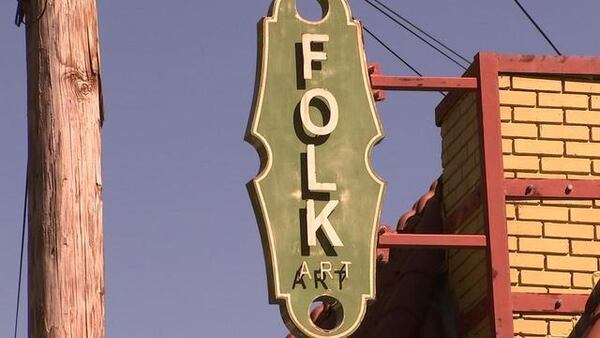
1,0 -> 599,336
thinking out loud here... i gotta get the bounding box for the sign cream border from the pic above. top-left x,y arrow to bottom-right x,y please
246,0 -> 385,336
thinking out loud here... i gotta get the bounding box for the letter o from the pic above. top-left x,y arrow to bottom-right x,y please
300,88 -> 339,136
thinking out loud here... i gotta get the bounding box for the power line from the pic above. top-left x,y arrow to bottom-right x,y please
363,26 -> 446,97
370,0 -> 471,65
513,0 -> 562,55
363,25 -> 446,96
363,26 -> 423,76
13,166 -> 28,338
363,0 -> 468,70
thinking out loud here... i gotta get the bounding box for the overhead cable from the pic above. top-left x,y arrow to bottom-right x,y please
363,26 -> 446,96
13,166 -> 28,338
370,0 -> 470,65
513,0 -> 562,55
363,0 -> 468,70
363,25 -> 423,76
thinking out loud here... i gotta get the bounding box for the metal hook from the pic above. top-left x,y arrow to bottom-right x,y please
15,0 -> 25,27
14,0 -> 48,28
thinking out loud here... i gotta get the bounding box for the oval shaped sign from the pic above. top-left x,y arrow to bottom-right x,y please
246,0 -> 385,336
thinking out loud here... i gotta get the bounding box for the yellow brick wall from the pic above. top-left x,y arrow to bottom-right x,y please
441,92 -> 481,214
447,209 -> 487,320
500,75 -> 600,337
513,314 -> 580,338
441,92 -> 489,337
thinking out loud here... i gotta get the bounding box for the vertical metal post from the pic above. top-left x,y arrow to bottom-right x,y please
476,52 -> 514,337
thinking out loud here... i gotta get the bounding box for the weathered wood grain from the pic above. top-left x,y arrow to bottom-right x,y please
25,0 -> 105,337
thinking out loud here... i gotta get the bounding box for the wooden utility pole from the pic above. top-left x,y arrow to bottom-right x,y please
24,0 -> 105,336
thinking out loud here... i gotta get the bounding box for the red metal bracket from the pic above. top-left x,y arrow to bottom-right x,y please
367,54 -> 600,336
377,233 -> 487,249
368,63 -> 386,102
512,293 -> 588,314
367,61 -> 478,107
477,52 -> 515,337
505,178 -> 600,200
370,74 -> 478,92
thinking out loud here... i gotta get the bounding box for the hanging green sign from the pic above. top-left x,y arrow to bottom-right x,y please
246,0 -> 385,336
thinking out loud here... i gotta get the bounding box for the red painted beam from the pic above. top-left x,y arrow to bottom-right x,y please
476,52 -> 515,337
497,54 -> 600,75
369,75 -> 478,91
505,179 -> 600,199
377,233 -> 487,249
513,293 -> 588,314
